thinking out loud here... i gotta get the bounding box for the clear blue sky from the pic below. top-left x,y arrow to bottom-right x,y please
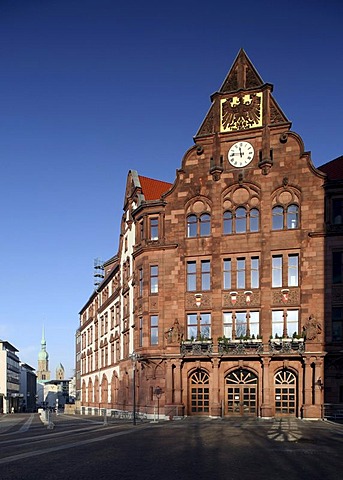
0,0 -> 342,377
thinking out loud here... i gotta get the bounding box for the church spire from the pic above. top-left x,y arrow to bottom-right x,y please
37,325 -> 50,382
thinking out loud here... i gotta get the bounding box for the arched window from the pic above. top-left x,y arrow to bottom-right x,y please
287,205 -> 299,229
187,214 -> 197,237
223,211 -> 233,234
272,205 -> 299,230
200,213 -> 211,236
272,206 -> 284,230
250,208 -> 259,232
187,213 -> 211,237
235,207 -> 247,233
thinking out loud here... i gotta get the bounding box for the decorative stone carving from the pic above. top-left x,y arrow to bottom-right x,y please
186,293 -> 211,309
165,319 -> 184,344
303,315 -> 322,341
272,288 -> 299,306
221,93 -> 262,131
223,291 -> 260,308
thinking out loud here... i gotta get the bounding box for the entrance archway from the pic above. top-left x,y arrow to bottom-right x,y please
225,369 -> 258,416
189,369 -> 210,415
274,369 -> 297,416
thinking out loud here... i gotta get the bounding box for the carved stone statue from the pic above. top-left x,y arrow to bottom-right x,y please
165,319 -> 183,344
303,315 -> 322,341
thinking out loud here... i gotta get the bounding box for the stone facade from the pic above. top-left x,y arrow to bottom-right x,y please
77,50 -> 332,419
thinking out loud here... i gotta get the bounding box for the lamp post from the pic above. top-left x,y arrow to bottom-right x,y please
154,386 -> 162,422
129,351 -> 140,425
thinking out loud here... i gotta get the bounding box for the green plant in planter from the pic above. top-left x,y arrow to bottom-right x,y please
218,336 -> 228,344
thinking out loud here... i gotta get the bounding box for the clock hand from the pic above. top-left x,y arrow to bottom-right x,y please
239,148 -> 243,158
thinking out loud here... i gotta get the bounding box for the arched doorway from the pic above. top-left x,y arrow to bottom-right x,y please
189,369 -> 210,415
225,369 -> 258,416
274,369 -> 297,416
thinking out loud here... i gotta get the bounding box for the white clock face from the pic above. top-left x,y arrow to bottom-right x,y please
228,141 -> 254,167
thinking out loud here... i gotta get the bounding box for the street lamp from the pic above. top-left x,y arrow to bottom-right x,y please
154,386 -> 163,421
129,351 -> 140,425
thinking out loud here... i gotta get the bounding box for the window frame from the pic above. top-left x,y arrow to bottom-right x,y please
149,217 -> 159,240
150,265 -> 159,294
150,315 -> 159,345
187,312 -> 211,340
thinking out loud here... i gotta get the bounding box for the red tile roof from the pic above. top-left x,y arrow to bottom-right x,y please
319,156 -> 343,180
138,175 -> 173,201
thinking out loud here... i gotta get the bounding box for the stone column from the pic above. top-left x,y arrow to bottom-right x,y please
302,356 -> 321,418
164,358 -> 184,418
260,356 -> 273,418
210,358 -> 221,417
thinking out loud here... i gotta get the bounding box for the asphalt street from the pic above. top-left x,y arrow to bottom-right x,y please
0,413 -> 342,480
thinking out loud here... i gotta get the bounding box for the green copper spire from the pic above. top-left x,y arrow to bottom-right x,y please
38,325 -> 49,361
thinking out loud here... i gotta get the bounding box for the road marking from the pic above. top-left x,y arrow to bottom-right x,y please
18,414 -> 34,432
0,424 -> 152,464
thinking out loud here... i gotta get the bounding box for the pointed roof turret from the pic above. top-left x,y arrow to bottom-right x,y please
219,48 -> 264,93
195,49 -> 289,139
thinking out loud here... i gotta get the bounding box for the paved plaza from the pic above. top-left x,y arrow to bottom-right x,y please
0,413 -> 342,479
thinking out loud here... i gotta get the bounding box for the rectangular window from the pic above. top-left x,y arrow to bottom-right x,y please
187,313 -> 211,339
150,315 -> 159,345
223,312 -> 233,339
139,317 -> 143,347
187,313 -> 198,340
187,261 -> 197,291
288,254 -> 299,286
150,265 -> 158,293
200,313 -> 211,339
201,260 -> 211,291
222,311 -> 260,339
333,252 -> 343,284
104,313 -> 108,334
115,341 -> 120,363
272,310 -> 284,337
223,259 -> 231,290
235,312 -> 247,337
139,220 -> 144,240
123,294 -> 129,316
251,257 -> 259,289
110,308 -> 115,330
139,268 -> 143,297
287,310 -> 299,337
332,198 -> 343,225
237,258 -> 246,289
150,217 -> 159,240
249,311 -> 260,337
272,256 -> 283,287
115,304 -> 120,326
332,307 -> 343,341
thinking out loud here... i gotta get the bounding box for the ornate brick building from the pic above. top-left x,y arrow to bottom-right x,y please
77,50 -> 340,419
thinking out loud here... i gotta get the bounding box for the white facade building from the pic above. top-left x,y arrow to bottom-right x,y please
0,340 -> 20,414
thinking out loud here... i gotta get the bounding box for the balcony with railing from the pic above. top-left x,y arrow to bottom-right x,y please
180,336 -> 305,356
